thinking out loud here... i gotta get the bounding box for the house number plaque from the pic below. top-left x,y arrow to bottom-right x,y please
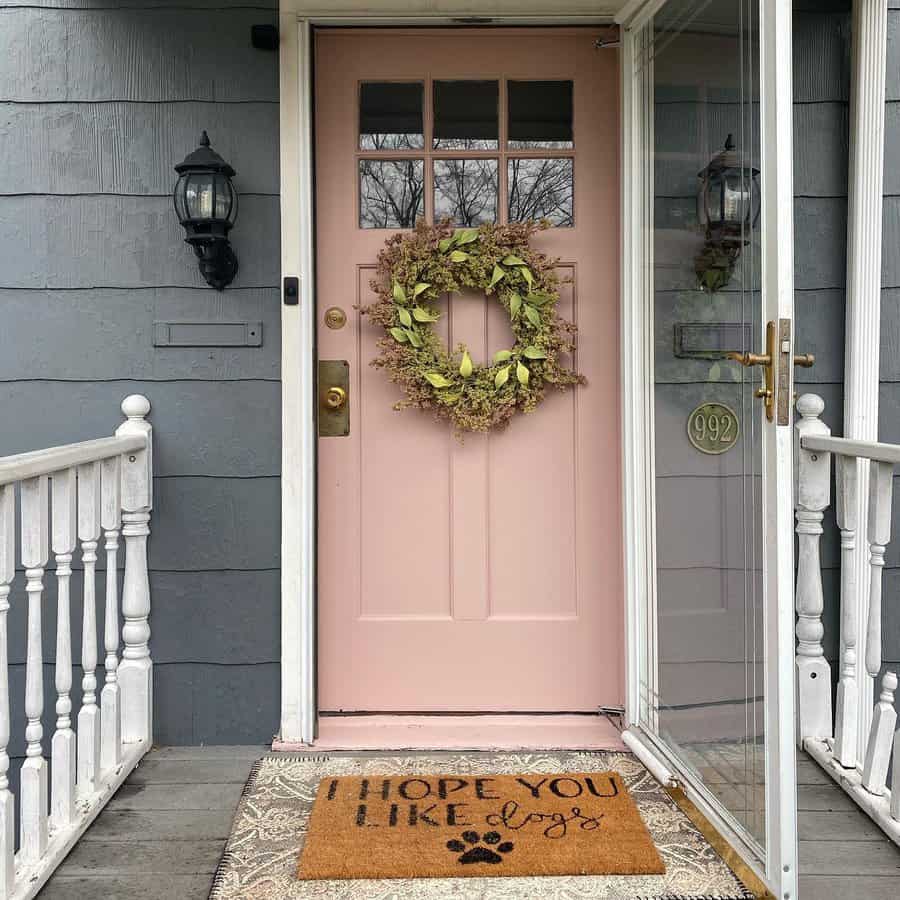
687,402 -> 739,455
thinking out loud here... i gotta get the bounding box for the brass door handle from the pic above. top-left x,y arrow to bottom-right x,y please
325,386 -> 347,409
794,353 -> 815,368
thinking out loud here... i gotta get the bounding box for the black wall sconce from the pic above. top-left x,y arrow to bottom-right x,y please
173,132 -> 239,290
694,134 -> 760,293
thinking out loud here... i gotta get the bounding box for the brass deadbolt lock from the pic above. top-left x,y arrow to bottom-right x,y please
324,307 -> 347,329
325,386 -> 347,409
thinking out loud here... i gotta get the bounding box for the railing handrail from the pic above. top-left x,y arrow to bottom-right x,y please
801,433 -> 900,465
0,435 -> 147,488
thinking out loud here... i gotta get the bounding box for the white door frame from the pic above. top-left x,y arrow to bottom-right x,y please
276,2 -> 620,747
616,1 -> 799,896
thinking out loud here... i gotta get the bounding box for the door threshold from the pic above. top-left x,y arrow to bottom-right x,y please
275,714 -> 627,752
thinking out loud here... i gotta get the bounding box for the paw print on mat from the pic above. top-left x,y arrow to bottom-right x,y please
446,830 -> 514,865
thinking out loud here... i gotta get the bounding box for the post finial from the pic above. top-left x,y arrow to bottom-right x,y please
797,393 -> 825,420
121,395 -> 150,421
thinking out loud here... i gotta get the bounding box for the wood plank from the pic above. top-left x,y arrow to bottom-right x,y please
0,381 -> 280,478
38,874 -> 213,900
0,9 -> 277,102
128,758 -> 257,784
799,876 -> 900,900
0,195 -> 279,290
799,811 -> 890,841
45,838 -> 224,875
799,839 -> 900,876
796,758 -> 838,785
0,287 -> 280,382
1,102 -> 278,196
79,809 -> 234,841
106,781 -> 243,812
146,745 -> 268,761
797,784 -> 860,811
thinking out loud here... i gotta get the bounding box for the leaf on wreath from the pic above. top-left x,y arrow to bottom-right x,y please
389,327 -> 408,343
398,307 -> 412,327
413,306 -> 440,322
456,229 -> 479,245
494,365 -> 511,389
450,250 -> 470,263
393,282 -> 407,304
459,350 -> 474,378
502,254 -> 526,267
516,361 -> 530,386
489,265 -> 506,288
523,346 -> 547,360
509,293 -> 522,318
493,349 -> 513,363
405,328 -> 423,348
524,304 -> 541,327
425,373 -> 453,388
413,282 -> 432,298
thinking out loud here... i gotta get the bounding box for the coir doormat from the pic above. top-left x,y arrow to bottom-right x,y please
297,771 -> 665,880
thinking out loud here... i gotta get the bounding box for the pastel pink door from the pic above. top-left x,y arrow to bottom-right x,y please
315,28 -> 621,713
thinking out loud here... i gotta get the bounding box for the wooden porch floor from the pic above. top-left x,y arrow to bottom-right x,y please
36,747 -> 900,899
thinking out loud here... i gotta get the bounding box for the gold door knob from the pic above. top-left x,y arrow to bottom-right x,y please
794,353 -> 815,368
325,386 -> 347,409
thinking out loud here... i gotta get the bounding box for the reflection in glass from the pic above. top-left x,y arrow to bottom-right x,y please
508,81 -> 574,149
359,159 -> 424,229
508,158 -> 574,226
359,82 -> 424,150
433,159 -> 498,226
433,81 -> 499,150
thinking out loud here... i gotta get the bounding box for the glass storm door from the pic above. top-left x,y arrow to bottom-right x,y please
625,0 -> 798,896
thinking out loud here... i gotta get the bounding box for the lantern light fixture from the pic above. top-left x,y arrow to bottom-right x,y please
173,131 -> 239,291
694,134 -> 760,293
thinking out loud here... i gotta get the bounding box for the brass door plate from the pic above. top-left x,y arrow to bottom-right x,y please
318,360 -> 350,436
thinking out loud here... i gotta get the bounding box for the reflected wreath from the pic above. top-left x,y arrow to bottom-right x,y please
361,220 -> 586,433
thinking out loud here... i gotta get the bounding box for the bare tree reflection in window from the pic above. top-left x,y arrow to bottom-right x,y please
508,158 -> 574,226
434,159 -> 498,226
359,159 -> 425,229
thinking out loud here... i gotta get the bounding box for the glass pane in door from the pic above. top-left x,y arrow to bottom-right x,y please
640,0 -> 766,850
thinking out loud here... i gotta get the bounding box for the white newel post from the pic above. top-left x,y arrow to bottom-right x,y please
116,396 -> 153,745
834,453 -> 860,767
50,468 -> 77,829
20,475 -> 48,863
0,486 -> 14,896
794,394 -> 834,743
77,461 -> 101,796
100,454 -> 122,771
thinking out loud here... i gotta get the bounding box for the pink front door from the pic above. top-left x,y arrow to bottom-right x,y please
315,28 -> 621,713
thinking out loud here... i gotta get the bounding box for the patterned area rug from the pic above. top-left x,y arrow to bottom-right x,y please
209,752 -> 754,900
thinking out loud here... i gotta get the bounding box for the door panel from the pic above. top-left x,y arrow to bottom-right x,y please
315,28 -> 621,712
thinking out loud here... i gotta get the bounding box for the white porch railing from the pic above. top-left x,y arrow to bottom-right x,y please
0,395 -> 153,898
794,393 -> 900,846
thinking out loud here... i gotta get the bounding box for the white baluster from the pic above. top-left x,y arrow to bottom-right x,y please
865,461 -> 893,707
50,469 -> 76,829
77,461 -> 101,796
862,671 -> 897,795
116,396 -> 153,744
892,730 -> 900,822
100,455 -> 122,772
0,486 -> 15,896
20,475 -> 48,863
794,394 -> 833,742
833,454 -> 860,767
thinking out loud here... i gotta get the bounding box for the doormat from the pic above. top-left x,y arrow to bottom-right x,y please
297,772 -> 665,879
209,752 -> 756,900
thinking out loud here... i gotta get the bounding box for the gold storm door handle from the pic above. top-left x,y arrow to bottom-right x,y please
725,320 -> 815,422
325,386 -> 347,409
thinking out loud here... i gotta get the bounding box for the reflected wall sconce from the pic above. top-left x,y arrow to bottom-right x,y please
173,132 -> 239,291
695,134 -> 760,293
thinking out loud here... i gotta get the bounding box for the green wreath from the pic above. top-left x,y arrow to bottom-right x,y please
361,220 -> 585,433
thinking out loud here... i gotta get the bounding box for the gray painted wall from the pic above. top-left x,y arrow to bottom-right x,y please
0,0 -> 282,764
